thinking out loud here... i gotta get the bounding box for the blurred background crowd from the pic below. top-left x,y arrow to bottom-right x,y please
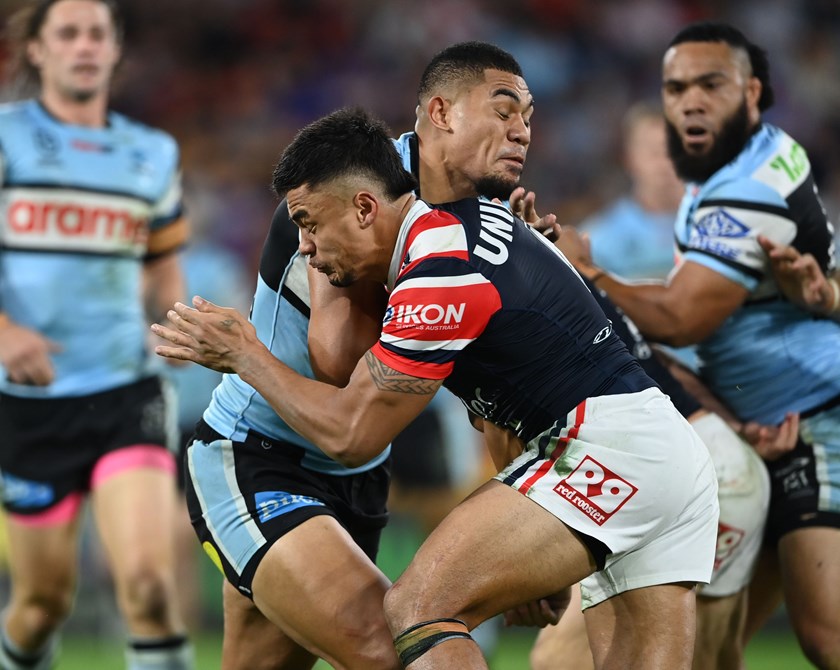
1,0 -> 838,664
3,0 -> 838,275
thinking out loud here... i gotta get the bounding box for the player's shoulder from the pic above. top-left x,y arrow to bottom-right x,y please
703,124 -> 804,209
0,100 -> 33,133
108,110 -> 180,157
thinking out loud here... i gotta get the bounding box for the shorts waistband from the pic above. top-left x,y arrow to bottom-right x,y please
192,418 -> 302,453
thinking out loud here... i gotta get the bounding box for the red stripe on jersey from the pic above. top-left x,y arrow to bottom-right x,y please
519,400 -> 587,495
382,279 -> 501,347
400,210 -> 470,278
370,342 -> 453,379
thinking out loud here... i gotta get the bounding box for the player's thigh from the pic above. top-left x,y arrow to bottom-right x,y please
743,544 -> 783,642
778,527 -> 840,635
91,460 -> 179,576
584,583 -> 696,670
251,514 -> 393,666
691,412 -> 770,599
222,580 -> 317,670
387,479 -> 597,631
530,584 -> 594,670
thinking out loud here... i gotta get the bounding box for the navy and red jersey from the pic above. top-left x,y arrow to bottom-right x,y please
371,198 -> 655,443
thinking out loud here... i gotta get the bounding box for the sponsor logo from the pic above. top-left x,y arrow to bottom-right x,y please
468,387 -> 498,418
0,473 -> 55,508
7,199 -> 148,245
254,490 -> 325,524
554,456 -> 637,526
593,321 -> 613,344
71,139 -> 113,153
694,208 -> 749,239
688,209 -> 747,260
474,209 -> 514,265
384,302 -> 466,327
714,521 -> 745,570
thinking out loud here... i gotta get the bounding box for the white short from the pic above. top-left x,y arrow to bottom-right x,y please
496,387 -> 719,609
689,412 -> 770,598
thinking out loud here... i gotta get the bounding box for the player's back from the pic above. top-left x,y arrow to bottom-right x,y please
380,198 -> 654,443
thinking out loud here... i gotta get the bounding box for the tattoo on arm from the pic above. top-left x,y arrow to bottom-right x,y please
364,351 -> 440,395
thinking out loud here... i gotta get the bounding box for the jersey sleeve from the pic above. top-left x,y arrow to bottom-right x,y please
683,178 -> 796,290
146,139 -> 188,259
371,210 -> 502,379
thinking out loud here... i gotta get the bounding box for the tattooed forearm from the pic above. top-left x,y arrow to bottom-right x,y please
365,351 -> 441,395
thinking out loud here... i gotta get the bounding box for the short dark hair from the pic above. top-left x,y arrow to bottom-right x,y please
668,21 -> 774,112
5,0 -> 124,89
272,107 -> 419,200
417,41 -> 523,103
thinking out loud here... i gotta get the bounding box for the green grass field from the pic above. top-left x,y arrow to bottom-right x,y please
54,626 -> 811,669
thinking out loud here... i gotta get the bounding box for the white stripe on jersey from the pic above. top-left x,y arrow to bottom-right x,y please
391,272 -> 489,296
379,332 -> 475,351
479,200 -> 515,225
150,169 -> 184,223
409,220 -> 469,261
1,186 -> 151,256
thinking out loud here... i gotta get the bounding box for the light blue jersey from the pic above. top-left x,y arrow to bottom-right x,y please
201,204 -> 390,475
0,100 -> 185,397
675,123 -> 840,424
581,197 -> 677,280
202,135 -> 429,475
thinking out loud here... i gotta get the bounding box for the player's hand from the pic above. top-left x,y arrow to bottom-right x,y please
552,225 -> 601,279
508,187 -> 560,240
0,319 -> 61,386
503,588 -> 571,628
739,411 -> 799,461
758,235 -> 836,313
152,296 -> 264,375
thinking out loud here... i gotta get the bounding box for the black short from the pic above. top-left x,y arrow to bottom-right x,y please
764,436 -> 840,545
186,419 -> 390,599
390,406 -> 453,489
0,376 -> 176,516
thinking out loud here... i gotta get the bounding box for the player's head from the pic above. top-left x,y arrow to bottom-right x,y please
620,101 -> 683,205
661,21 -> 773,183
273,107 -> 418,287
415,41 -> 533,201
7,0 -> 123,101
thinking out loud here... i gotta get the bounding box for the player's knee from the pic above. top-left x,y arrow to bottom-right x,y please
797,623 -> 840,669
13,589 -> 74,638
118,564 -> 175,625
384,571 -> 463,634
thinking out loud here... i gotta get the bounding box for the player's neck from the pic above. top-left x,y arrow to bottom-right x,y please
39,88 -> 110,128
417,156 -> 474,204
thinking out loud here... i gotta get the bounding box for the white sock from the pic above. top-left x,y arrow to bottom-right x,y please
125,635 -> 194,670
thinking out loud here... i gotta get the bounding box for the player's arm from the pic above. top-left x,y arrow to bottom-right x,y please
0,312 -> 60,386
153,297 -> 440,467
553,225 -> 747,346
307,265 -> 388,386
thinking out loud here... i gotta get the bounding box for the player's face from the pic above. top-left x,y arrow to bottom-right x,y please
661,41 -> 760,182
28,0 -> 121,103
447,69 -> 533,200
287,183 -> 369,288
625,116 -> 683,196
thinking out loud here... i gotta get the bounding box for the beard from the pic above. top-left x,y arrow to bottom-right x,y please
666,100 -> 755,184
474,174 -> 519,202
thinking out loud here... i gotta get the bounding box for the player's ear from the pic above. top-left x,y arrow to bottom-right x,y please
746,76 -> 762,124
354,191 -> 378,229
426,95 -> 454,131
26,39 -> 44,68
